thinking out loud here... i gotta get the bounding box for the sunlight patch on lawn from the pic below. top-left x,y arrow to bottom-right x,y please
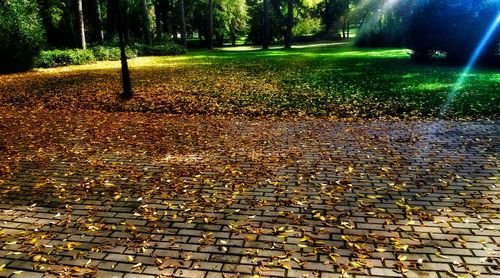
331,49 -> 409,58
414,82 -> 452,92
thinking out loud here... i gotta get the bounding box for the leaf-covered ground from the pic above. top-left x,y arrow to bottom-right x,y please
0,43 -> 498,277
0,106 -> 498,277
0,42 -> 498,118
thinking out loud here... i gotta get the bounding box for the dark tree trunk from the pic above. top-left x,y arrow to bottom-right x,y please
116,0 -> 132,99
231,34 -> 236,46
88,0 -> 104,43
140,0 -> 152,45
106,0 -> 118,41
208,0 -> 213,49
77,0 -> 86,49
153,0 -> 162,41
179,0 -> 187,47
157,0 -> 171,36
346,20 -> 350,39
263,0 -> 269,50
284,0 -> 293,49
342,17 -> 346,38
124,3 -> 130,43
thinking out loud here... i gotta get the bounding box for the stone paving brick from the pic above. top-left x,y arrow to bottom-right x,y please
0,115 -> 498,277
173,269 -> 206,278
370,268 -> 402,277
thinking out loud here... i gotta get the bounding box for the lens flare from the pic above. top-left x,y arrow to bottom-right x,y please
440,11 -> 500,117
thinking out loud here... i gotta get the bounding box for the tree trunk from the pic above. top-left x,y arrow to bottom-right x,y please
106,0 -> 117,41
89,0 -> 104,43
284,0 -> 293,49
124,3 -> 130,43
140,0 -> 152,45
231,34 -> 236,46
171,1 -> 177,39
342,17 -> 346,38
179,0 -> 187,47
263,0 -> 269,50
208,0 -> 213,49
162,0 -> 171,35
116,0 -> 132,99
96,0 -> 104,42
346,20 -> 350,39
77,0 -> 86,49
154,0 -> 162,41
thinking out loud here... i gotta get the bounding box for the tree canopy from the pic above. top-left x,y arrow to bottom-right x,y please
1,0 -> 499,72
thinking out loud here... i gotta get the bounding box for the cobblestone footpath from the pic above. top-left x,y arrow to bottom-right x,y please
0,108 -> 498,278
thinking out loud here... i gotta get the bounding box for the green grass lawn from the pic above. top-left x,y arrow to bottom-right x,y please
1,42 -> 498,118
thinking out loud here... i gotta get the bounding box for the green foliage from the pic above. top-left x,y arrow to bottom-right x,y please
136,43 -> 187,56
293,17 -> 322,36
408,0 -> 500,64
35,49 -> 96,68
354,0 -> 409,47
214,0 -> 249,40
0,0 -> 45,72
91,46 -> 139,61
35,42 -> 185,68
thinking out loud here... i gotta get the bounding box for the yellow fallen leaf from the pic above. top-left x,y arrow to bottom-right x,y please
368,195 -> 384,199
127,256 -> 134,262
435,252 -> 450,259
132,263 -> 142,269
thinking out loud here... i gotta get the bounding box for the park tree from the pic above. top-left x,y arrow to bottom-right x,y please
140,0 -> 152,45
208,0 -> 213,48
87,0 -> 104,43
212,0 -> 248,46
178,0 -> 187,47
284,0 -> 293,48
263,0 -> 270,49
0,0 -> 45,72
354,0 -> 414,47
77,0 -> 86,48
408,0 -> 500,64
320,0 -> 353,39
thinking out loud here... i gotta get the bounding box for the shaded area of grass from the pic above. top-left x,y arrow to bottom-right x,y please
0,42 -> 498,118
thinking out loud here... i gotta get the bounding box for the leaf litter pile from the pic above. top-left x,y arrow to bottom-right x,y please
0,105 -> 498,277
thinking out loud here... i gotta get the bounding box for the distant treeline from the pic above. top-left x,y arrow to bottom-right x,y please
1,0 -> 498,72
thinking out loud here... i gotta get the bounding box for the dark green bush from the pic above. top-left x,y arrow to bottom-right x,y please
136,43 -> 187,56
408,0 -> 500,64
91,46 -> 138,61
0,0 -> 45,72
34,43 -> 184,68
35,49 -> 96,68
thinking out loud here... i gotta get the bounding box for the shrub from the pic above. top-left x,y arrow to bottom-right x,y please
34,43 -> 184,68
136,43 -> 187,56
293,17 -> 322,37
35,49 -> 96,68
91,46 -> 138,61
0,0 -> 45,72
408,0 -> 500,64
